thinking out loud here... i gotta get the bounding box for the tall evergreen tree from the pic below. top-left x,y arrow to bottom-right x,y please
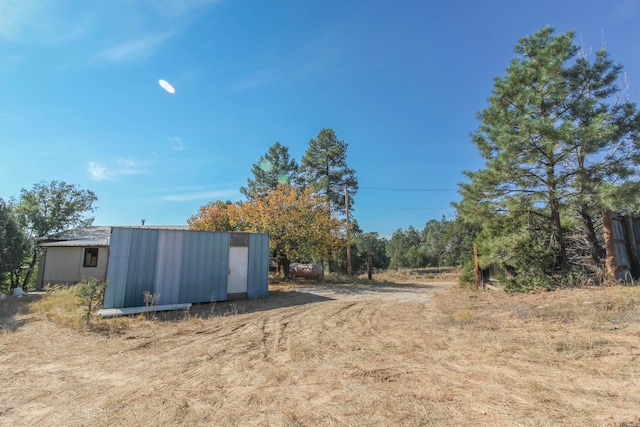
386,228 -> 409,270
421,216 -> 450,266
386,227 -> 423,269
354,231 -> 390,271
561,45 -> 640,267
438,216 -> 481,267
240,142 -> 299,200
299,128 -> 358,215
457,27 -> 640,289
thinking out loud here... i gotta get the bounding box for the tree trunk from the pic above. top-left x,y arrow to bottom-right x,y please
580,205 -> 604,269
547,162 -> 567,271
279,255 -> 291,279
550,197 -> 567,270
21,248 -> 39,289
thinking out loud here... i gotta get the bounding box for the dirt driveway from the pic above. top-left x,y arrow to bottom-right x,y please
295,280 -> 454,303
2,275 -> 639,427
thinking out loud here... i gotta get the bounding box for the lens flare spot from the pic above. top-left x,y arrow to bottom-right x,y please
277,173 -> 290,184
259,159 -> 273,173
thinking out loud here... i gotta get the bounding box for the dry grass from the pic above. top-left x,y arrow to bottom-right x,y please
1,276 -> 639,426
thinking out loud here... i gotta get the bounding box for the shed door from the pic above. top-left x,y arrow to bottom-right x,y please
227,247 -> 248,294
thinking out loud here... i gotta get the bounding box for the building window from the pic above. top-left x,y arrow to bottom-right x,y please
83,248 -> 99,267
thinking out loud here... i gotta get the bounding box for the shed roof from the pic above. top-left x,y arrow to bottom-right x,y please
39,226 -> 112,247
39,225 -> 191,247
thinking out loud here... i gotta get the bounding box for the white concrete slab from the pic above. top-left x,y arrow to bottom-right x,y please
97,303 -> 191,318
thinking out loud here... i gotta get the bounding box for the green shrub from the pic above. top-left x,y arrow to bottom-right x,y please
458,262 -> 476,287
77,277 -> 107,325
502,268 -> 553,293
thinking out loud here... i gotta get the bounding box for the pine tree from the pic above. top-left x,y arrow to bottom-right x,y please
457,27 -> 640,289
421,216 -> 449,266
561,46 -> 640,267
240,142 -> 299,200
299,128 -> 358,215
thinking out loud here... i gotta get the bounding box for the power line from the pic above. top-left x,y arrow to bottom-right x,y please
359,205 -> 454,210
360,186 -> 458,192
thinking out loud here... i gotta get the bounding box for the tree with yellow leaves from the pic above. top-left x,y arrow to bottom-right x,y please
188,185 -> 344,277
188,200 -> 247,232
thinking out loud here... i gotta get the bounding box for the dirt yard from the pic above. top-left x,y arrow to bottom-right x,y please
1,272 -> 639,426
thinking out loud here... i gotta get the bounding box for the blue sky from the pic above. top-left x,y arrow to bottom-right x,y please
1,0 -> 639,237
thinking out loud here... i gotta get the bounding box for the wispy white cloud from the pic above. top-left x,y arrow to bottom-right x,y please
169,136 -> 185,151
157,189 -> 239,202
0,1 -> 222,64
88,158 -> 151,181
93,32 -> 174,63
88,161 -> 109,180
0,1 -> 46,41
0,1 -> 90,43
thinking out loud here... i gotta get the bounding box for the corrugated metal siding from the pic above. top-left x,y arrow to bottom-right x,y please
124,228 -> 159,308
179,231 -> 229,303
104,228 -> 132,308
615,242 -> 630,266
104,228 -> 267,309
155,230 -> 183,306
612,218 -> 630,269
613,219 -> 626,240
248,233 -> 270,298
634,219 -> 640,260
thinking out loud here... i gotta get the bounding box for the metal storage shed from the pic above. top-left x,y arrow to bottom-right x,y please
103,227 -> 269,309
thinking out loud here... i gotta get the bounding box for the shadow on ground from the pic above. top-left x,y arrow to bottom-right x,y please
177,282 -> 441,321
157,290 -> 335,322
0,294 -> 42,331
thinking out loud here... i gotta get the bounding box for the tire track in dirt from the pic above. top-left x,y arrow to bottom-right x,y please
253,305 -> 310,361
273,318 -> 288,354
319,302 -> 358,329
110,282 -> 445,364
